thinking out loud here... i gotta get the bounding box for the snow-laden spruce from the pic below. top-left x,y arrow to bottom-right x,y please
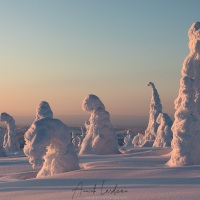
153,113 -> 173,147
123,130 -> 136,147
35,118 -> 80,178
79,94 -> 120,155
0,127 -> 6,157
144,82 -> 162,141
168,22 -> 200,166
1,112 -> 20,153
24,101 -> 54,168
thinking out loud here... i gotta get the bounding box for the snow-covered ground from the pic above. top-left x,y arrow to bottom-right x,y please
1,146 -> 200,200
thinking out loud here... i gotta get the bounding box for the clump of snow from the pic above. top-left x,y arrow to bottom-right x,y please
1,112 -> 20,153
24,101 -> 54,168
79,94 -> 120,155
153,113 -> 173,147
35,101 -> 53,120
144,82 -> 162,141
168,22 -> 200,166
132,133 -> 144,147
35,118 -> 80,178
0,127 -> 6,157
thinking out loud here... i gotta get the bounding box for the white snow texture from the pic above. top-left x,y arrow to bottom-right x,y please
24,101 -> 54,168
0,127 -> 6,157
168,22 -> 200,166
145,82 -> 162,141
132,133 -> 144,147
1,112 -> 20,153
153,113 -> 173,147
123,130 -> 136,147
79,94 -> 120,155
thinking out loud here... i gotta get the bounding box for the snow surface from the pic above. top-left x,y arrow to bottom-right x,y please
168,22 -> 200,166
144,82 -> 162,142
1,146 -> 200,200
1,112 -> 20,154
153,113 -> 173,147
79,94 -> 120,155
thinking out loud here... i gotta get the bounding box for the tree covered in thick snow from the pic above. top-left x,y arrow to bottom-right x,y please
35,118 -> 80,178
153,113 -> 173,147
0,127 -> 6,157
24,101 -> 54,168
1,112 -> 20,153
168,22 -> 200,166
145,82 -> 162,141
79,94 -> 120,155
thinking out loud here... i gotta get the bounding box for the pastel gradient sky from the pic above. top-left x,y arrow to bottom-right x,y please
0,0 -> 199,120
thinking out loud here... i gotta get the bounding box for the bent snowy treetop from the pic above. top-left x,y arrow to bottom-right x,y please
144,82 -> 162,141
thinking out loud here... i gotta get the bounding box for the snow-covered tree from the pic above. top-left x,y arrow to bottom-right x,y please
132,133 -> 144,147
79,94 -> 120,155
0,127 -> 6,157
145,82 -> 162,141
153,113 -> 173,147
168,22 -> 200,166
123,130 -> 136,147
24,101 -> 53,168
1,112 -> 20,153
35,118 -> 80,178
72,131 -> 81,150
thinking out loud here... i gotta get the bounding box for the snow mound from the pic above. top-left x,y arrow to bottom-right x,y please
79,94 -> 120,155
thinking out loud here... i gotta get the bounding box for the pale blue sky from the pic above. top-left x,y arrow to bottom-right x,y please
0,0 -> 199,121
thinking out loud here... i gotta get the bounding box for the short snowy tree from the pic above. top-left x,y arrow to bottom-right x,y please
79,94 -> 120,155
153,113 -> 173,147
168,22 -> 200,166
35,118 -> 80,178
144,82 -> 162,141
1,112 -> 20,153
132,133 -> 144,147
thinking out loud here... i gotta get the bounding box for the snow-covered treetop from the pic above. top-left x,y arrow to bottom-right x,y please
82,94 -> 105,113
182,22 -> 200,78
1,113 -> 15,125
36,101 -> 53,120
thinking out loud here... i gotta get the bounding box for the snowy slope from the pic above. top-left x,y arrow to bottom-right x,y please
0,147 -> 200,200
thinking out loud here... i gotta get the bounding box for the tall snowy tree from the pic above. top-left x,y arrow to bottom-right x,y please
168,22 -> 200,166
145,82 -> 162,141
